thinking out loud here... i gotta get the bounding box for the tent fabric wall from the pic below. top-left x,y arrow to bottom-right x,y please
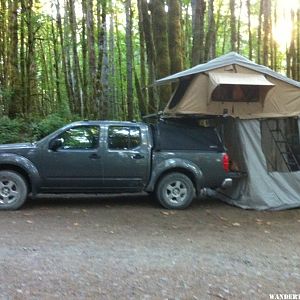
213,119 -> 300,210
165,65 -> 300,119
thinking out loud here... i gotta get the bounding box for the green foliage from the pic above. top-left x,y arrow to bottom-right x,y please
31,114 -> 67,140
0,114 -> 81,144
0,117 -> 24,144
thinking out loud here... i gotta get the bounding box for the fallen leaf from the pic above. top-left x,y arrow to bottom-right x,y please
266,221 -> 272,225
264,230 -> 270,234
26,220 -> 33,224
256,219 -> 263,222
73,222 -> 79,226
161,211 -> 169,216
232,222 -> 241,227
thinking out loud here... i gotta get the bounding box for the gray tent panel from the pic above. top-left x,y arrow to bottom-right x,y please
213,119 -> 300,210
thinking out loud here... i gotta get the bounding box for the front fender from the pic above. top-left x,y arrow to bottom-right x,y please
145,158 -> 204,194
0,154 -> 41,195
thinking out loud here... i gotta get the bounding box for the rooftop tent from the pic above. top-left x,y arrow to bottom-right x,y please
156,52 -> 300,210
158,52 -> 300,119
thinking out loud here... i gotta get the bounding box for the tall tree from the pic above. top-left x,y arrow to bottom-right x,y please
137,0 -> 148,115
262,0 -> 271,66
138,0 -> 158,113
97,0 -> 107,119
168,0 -> 183,74
68,0 -> 83,115
257,0 -> 264,64
125,0 -> 134,120
229,0 -> 237,51
7,0 -> 20,116
204,0 -> 216,61
85,0 -> 97,117
151,0 -> 171,109
246,0 -> 252,60
191,0 -> 206,65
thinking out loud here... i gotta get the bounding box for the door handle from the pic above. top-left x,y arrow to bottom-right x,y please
89,153 -> 101,159
131,154 -> 144,159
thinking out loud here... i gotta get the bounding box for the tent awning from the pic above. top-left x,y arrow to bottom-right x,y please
208,72 -> 275,103
209,72 -> 275,87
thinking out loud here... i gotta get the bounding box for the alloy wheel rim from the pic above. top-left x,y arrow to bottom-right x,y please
165,180 -> 187,204
0,179 -> 19,205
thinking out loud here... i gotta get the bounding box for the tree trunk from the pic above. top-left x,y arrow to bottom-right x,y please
108,5 -> 117,118
257,0 -> 264,64
139,0 -> 158,113
85,0 -> 97,117
125,0 -> 134,120
191,0 -> 206,65
114,11 -> 126,119
204,0 -> 216,61
56,0 -> 72,112
236,0 -> 242,53
51,19 -> 62,110
137,0 -> 148,113
97,0 -> 107,119
168,0 -> 183,74
68,0 -> 83,116
7,0 -> 20,117
262,0 -> 271,66
229,0 -> 236,51
151,0 -> 171,109
297,9 -> 300,81
246,0 -> 252,60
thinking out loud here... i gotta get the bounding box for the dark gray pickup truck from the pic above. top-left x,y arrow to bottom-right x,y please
0,120 -> 232,210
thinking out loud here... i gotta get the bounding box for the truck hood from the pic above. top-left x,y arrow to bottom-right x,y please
0,142 -> 35,151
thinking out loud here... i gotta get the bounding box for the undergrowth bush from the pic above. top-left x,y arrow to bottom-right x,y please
0,114 -> 80,144
0,116 -> 24,144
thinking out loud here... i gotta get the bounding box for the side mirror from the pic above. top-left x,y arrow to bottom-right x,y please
49,138 -> 63,151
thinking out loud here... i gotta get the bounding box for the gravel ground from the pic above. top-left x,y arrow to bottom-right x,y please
0,194 -> 300,300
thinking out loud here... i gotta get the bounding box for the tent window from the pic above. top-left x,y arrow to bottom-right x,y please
211,84 -> 259,102
168,79 -> 190,109
261,119 -> 300,172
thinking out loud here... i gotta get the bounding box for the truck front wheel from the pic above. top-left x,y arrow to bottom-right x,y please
156,172 -> 195,209
0,171 -> 28,210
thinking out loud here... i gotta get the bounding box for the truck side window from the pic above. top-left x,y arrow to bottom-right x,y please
59,126 -> 100,150
108,126 -> 141,150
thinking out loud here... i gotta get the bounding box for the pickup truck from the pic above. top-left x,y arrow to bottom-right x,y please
0,120 -> 232,210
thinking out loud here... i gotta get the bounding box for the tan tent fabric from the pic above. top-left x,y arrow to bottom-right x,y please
208,72 -> 275,103
209,72 -> 274,86
165,66 -> 300,119
163,53 -> 300,119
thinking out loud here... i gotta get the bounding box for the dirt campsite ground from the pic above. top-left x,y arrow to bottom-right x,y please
0,194 -> 299,299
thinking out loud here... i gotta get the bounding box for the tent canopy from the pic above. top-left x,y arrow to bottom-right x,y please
157,52 -> 300,119
156,52 -> 300,88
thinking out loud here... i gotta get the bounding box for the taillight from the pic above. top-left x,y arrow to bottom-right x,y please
222,153 -> 229,172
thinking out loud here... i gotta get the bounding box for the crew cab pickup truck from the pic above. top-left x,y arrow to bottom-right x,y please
0,119 -> 232,210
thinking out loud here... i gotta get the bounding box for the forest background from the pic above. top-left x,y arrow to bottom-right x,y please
0,0 -> 299,142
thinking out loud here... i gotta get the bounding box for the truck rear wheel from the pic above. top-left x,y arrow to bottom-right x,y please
0,171 -> 28,210
156,172 -> 195,209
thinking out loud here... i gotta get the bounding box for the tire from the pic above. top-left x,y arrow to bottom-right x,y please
156,172 -> 195,209
0,171 -> 28,210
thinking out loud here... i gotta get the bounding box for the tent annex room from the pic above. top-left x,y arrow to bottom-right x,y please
156,52 -> 300,210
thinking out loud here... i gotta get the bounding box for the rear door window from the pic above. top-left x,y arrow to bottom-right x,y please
108,126 -> 141,150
